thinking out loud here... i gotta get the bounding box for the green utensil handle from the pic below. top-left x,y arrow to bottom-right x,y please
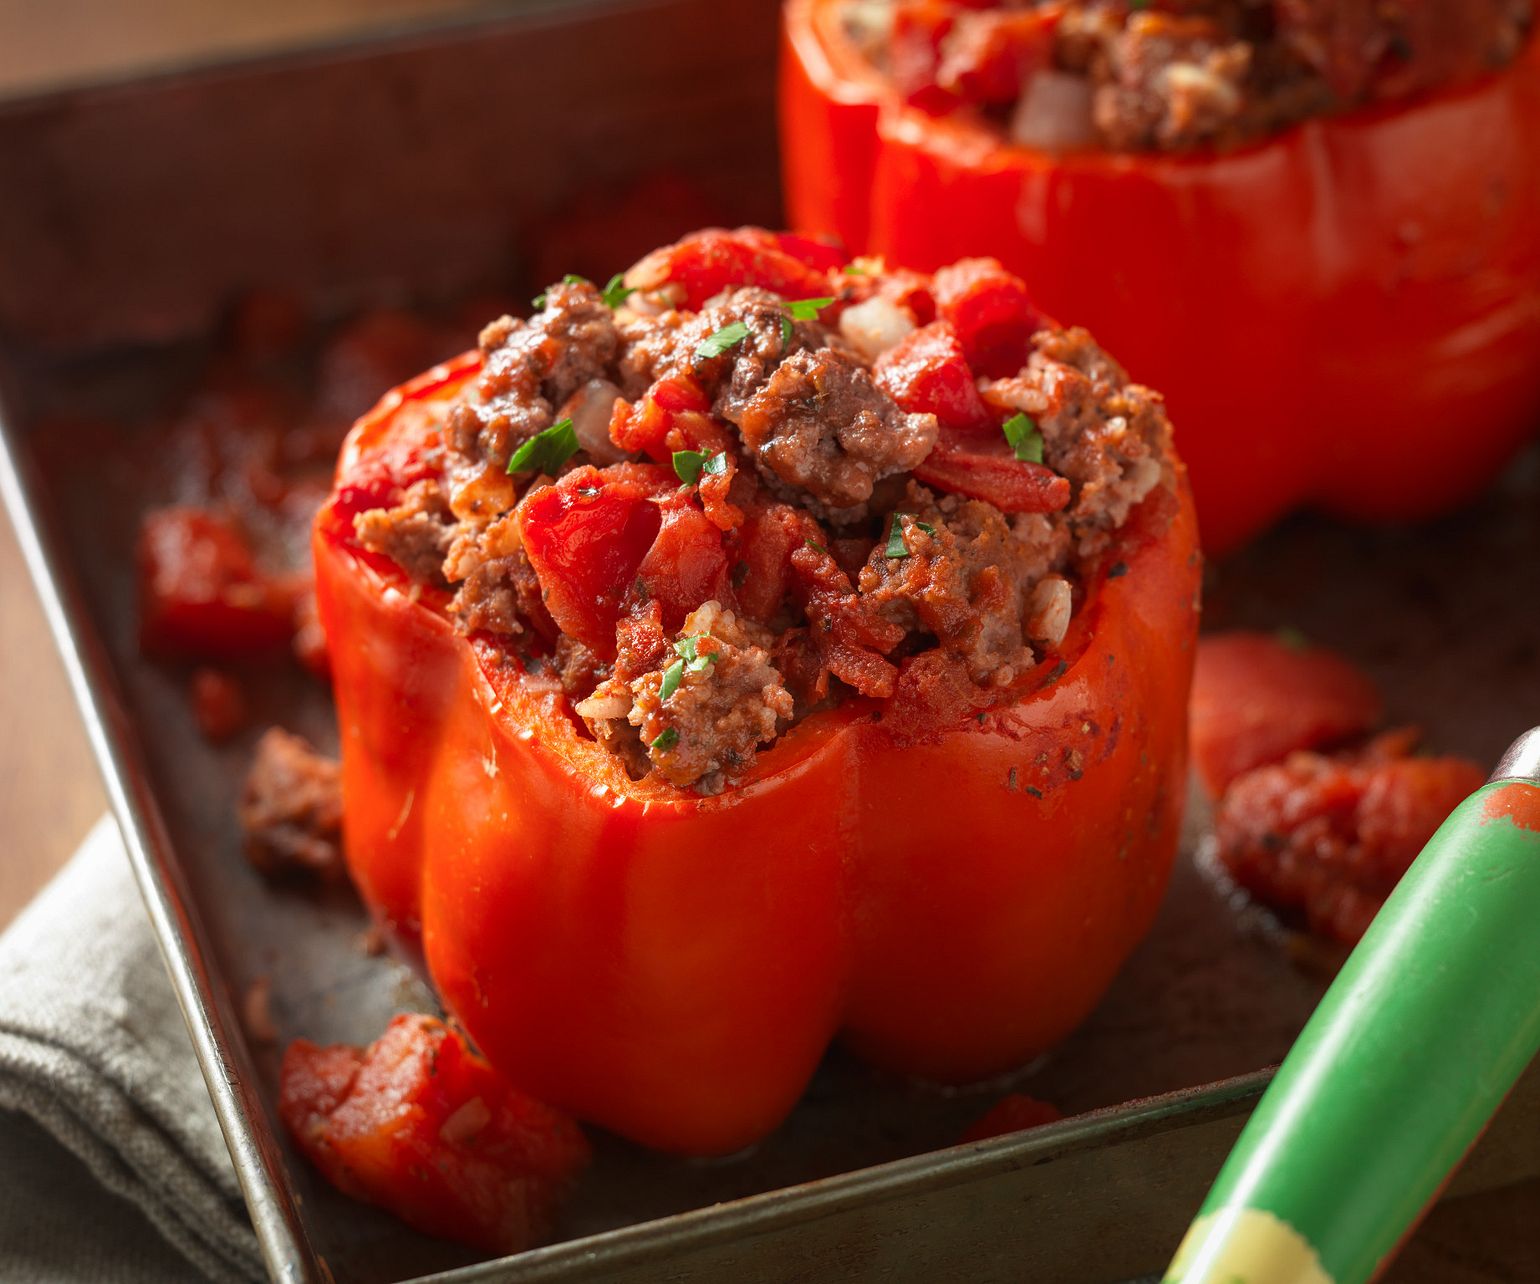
1166,728 -> 1540,1284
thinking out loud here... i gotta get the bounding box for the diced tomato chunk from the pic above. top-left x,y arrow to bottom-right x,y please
939,11 -> 1059,105
608,374 -> 717,464
1215,740 -> 1484,944
138,507 -> 295,658
913,434 -> 1071,513
761,229 -> 848,273
961,1093 -> 1063,1143
516,464 -> 671,658
624,228 -> 836,311
931,258 -> 1041,377
1191,632 -> 1384,797
279,1015 -> 589,1255
731,500 -> 813,625
637,491 -> 734,631
890,1 -> 957,111
873,321 -> 992,431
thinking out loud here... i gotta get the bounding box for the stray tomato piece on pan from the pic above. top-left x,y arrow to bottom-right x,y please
1190,631 -> 1383,798
137,507 -> 295,658
280,1015 -> 590,1255
961,1093 -> 1064,1144
189,668 -> 247,742
1215,739 -> 1485,945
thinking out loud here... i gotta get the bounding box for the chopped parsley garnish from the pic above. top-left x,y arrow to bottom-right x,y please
1002,412 -> 1044,464
531,273 -> 589,309
659,659 -> 685,702
674,635 -> 718,672
659,638 -> 717,702
842,263 -> 868,276
785,296 -> 834,321
651,728 -> 679,751
506,418 -> 578,475
884,513 -> 937,559
804,538 -> 829,556
600,273 -> 634,309
1107,561 -> 1130,579
672,449 -> 728,486
780,317 -> 793,345
695,321 -> 751,360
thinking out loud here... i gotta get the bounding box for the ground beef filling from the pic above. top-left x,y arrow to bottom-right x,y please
849,1 -> 1533,152
348,252 -> 1173,790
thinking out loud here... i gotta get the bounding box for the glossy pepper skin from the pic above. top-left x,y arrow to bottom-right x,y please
780,1 -> 1540,554
315,359 -> 1201,1159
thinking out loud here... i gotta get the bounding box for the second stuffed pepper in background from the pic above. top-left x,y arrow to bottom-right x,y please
781,1 -> 1540,552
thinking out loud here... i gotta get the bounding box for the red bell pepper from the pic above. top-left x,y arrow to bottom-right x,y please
780,1 -> 1540,553
313,251 -> 1202,1158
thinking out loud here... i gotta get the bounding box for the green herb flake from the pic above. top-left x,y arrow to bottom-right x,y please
842,263 -> 868,276
1107,561 -> 1130,579
804,538 -> 829,556
884,512 -> 937,558
659,658 -> 685,702
1045,660 -> 1069,683
1002,412 -> 1044,465
601,273 -> 635,309
695,321 -> 751,360
507,418 -> 579,475
785,296 -> 834,322
531,273 -> 590,309
651,728 -> 679,751
674,635 -> 718,673
1025,785 -> 1044,799
780,316 -> 793,345
673,450 -> 728,486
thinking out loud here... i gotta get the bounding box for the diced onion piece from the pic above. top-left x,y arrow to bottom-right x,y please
560,378 -> 628,464
575,691 -> 631,721
1010,71 -> 1097,151
839,296 -> 916,360
1027,575 -> 1073,648
1162,62 -> 1242,116
841,0 -> 894,52
438,1096 -> 493,1145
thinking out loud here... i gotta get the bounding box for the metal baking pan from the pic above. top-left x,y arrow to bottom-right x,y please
2,3 -> 1538,1280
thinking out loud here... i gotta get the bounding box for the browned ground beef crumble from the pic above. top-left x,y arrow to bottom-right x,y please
352,263 -> 1175,792
846,1 -> 1533,152
239,727 -> 345,878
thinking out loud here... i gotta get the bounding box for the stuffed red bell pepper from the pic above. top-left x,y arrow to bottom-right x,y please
313,228 -> 1200,1155
781,1 -> 1540,553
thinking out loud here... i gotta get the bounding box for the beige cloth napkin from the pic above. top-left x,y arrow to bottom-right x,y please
0,816 -> 263,1282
